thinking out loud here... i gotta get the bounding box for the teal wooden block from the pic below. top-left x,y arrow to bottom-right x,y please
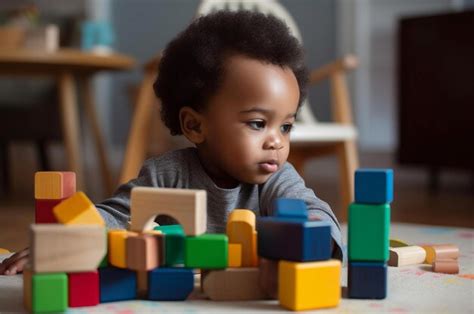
32,273 -> 68,312
154,225 -> 184,266
348,203 -> 390,261
184,234 -> 228,269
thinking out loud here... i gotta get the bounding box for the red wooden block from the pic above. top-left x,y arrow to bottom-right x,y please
35,199 -> 65,223
68,271 -> 99,307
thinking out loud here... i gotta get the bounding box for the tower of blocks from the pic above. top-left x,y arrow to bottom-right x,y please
26,172 -> 341,313
348,168 -> 393,299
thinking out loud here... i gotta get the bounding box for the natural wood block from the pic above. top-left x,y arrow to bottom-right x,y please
35,199 -> 64,223
202,268 -> 267,301
184,234 -> 228,269
30,224 -> 106,273
130,187 -> 207,235
137,270 -> 148,299
143,230 -> 165,265
228,243 -> 242,267
226,209 -> 258,267
34,171 -> 76,200
53,191 -> 105,226
126,234 -> 159,271
422,244 -> 459,264
259,257 -> 278,299
432,259 -> 459,274
23,266 -> 32,312
108,230 -> 138,268
348,203 -> 390,261
389,246 -> 426,266
279,260 -> 341,311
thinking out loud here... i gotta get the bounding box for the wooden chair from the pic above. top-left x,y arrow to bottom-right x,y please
119,0 -> 359,221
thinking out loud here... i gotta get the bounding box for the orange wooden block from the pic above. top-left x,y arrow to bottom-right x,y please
108,230 -> 138,268
35,172 -> 76,200
126,234 -> 159,271
226,209 -> 258,267
53,191 -> 105,226
228,243 -> 242,267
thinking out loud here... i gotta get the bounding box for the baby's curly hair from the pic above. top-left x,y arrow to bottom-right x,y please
154,10 -> 308,136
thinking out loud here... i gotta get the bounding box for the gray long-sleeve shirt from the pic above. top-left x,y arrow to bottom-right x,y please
96,147 -> 344,261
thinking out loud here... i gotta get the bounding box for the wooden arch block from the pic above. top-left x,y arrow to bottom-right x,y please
130,187 -> 207,235
226,209 -> 258,267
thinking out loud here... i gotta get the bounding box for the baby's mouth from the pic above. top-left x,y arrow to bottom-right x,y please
259,160 -> 279,173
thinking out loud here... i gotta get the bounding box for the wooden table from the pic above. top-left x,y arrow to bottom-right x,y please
0,49 -> 135,194
1,223 -> 472,313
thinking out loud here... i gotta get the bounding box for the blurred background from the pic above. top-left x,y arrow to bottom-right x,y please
0,0 -> 473,251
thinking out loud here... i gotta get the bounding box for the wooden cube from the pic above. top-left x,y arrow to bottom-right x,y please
108,230 -> 138,268
185,234 -> 228,269
148,268 -> 194,301
68,271 -> 99,307
53,191 -> 105,226
273,198 -> 308,219
154,225 -> 184,266
348,262 -> 387,299
34,171 -> 75,200
355,168 -> 393,204
126,234 -> 159,271
99,267 -> 137,302
228,243 -> 242,267
24,270 -> 68,313
35,199 -> 63,223
279,259 -> 341,311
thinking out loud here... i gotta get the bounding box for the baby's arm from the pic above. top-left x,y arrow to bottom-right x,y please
260,162 -> 345,262
0,248 -> 29,275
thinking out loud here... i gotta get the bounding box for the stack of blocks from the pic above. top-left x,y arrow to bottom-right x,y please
27,173 -> 341,312
348,168 -> 393,299
257,199 -> 341,311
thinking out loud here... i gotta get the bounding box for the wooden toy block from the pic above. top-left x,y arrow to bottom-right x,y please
348,203 -> 390,261
389,246 -> 426,266
154,225 -> 184,266
390,238 -> 410,248
259,257 -> 278,299
148,268 -> 194,301
30,224 -> 106,273
279,259 -> 341,311
99,267 -> 137,302
0,248 -> 11,254
432,259 -> 459,274
35,199 -> 64,223
108,230 -> 138,268
257,218 -> 331,261
53,191 -> 105,226
228,243 -> 242,267
273,198 -> 308,219
185,234 -> 228,269
348,261 -> 387,299
68,271 -> 99,307
99,253 -> 108,268
354,168 -> 393,204
226,209 -> 258,267
202,268 -> 267,301
137,270 -> 148,299
24,269 -> 68,313
126,234 -> 159,271
422,244 -> 459,264
143,230 -> 166,265
34,171 -> 76,200
130,187 -> 207,235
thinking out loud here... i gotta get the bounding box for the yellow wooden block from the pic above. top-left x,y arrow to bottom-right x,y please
390,238 -> 410,248
53,191 -> 105,226
226,209 -> 258,267
228,243 -> 242,267
108,230 -> 138,268
34,171 -> 76,200
0,248 -> 11,254
279,259 -> 341,311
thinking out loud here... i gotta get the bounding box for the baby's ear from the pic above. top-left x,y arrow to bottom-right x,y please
179,106 -> 205,144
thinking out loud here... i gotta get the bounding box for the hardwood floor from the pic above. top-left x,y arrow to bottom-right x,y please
0,146 -> 472,252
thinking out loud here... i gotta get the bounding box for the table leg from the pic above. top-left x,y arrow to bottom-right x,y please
58,72 -> 84,190
80,76 -> 114,196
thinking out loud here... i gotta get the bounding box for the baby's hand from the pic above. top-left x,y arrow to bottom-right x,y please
0,248 -> 29,275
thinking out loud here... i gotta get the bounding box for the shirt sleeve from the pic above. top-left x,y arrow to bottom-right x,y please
259,162 -> 345,262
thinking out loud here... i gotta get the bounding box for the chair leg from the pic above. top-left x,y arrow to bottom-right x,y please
336,140 -> 359,222
0,142 -> 10,196
287,151 -> 306,176
36,140 -> 50,170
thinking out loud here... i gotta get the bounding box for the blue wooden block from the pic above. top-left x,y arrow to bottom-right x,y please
257,218 -> 331,262
99,267 -> 136,302
355,169 -> 393,204
348,262 -> 387,299
274,198 -> 309,220
148,268 -> 194,301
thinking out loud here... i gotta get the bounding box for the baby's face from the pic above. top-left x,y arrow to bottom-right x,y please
197,55 -> 300,188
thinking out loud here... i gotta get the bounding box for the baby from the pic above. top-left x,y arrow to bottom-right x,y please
1,10 -> 344,275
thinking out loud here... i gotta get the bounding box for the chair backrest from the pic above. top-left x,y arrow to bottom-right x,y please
195,0 -> 317,124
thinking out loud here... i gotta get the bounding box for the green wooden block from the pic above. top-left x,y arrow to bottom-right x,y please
184,234 -> 228,269
154,224 -> 184,266
99,252 -> 108,268
348,203 -> 390,261
32,273 -> 68,313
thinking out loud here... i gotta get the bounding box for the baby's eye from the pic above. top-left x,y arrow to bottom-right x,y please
247,120 -> 266,130
281,123 -> 293,134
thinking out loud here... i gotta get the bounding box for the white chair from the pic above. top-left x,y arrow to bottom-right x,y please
120,0 -> 359,221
